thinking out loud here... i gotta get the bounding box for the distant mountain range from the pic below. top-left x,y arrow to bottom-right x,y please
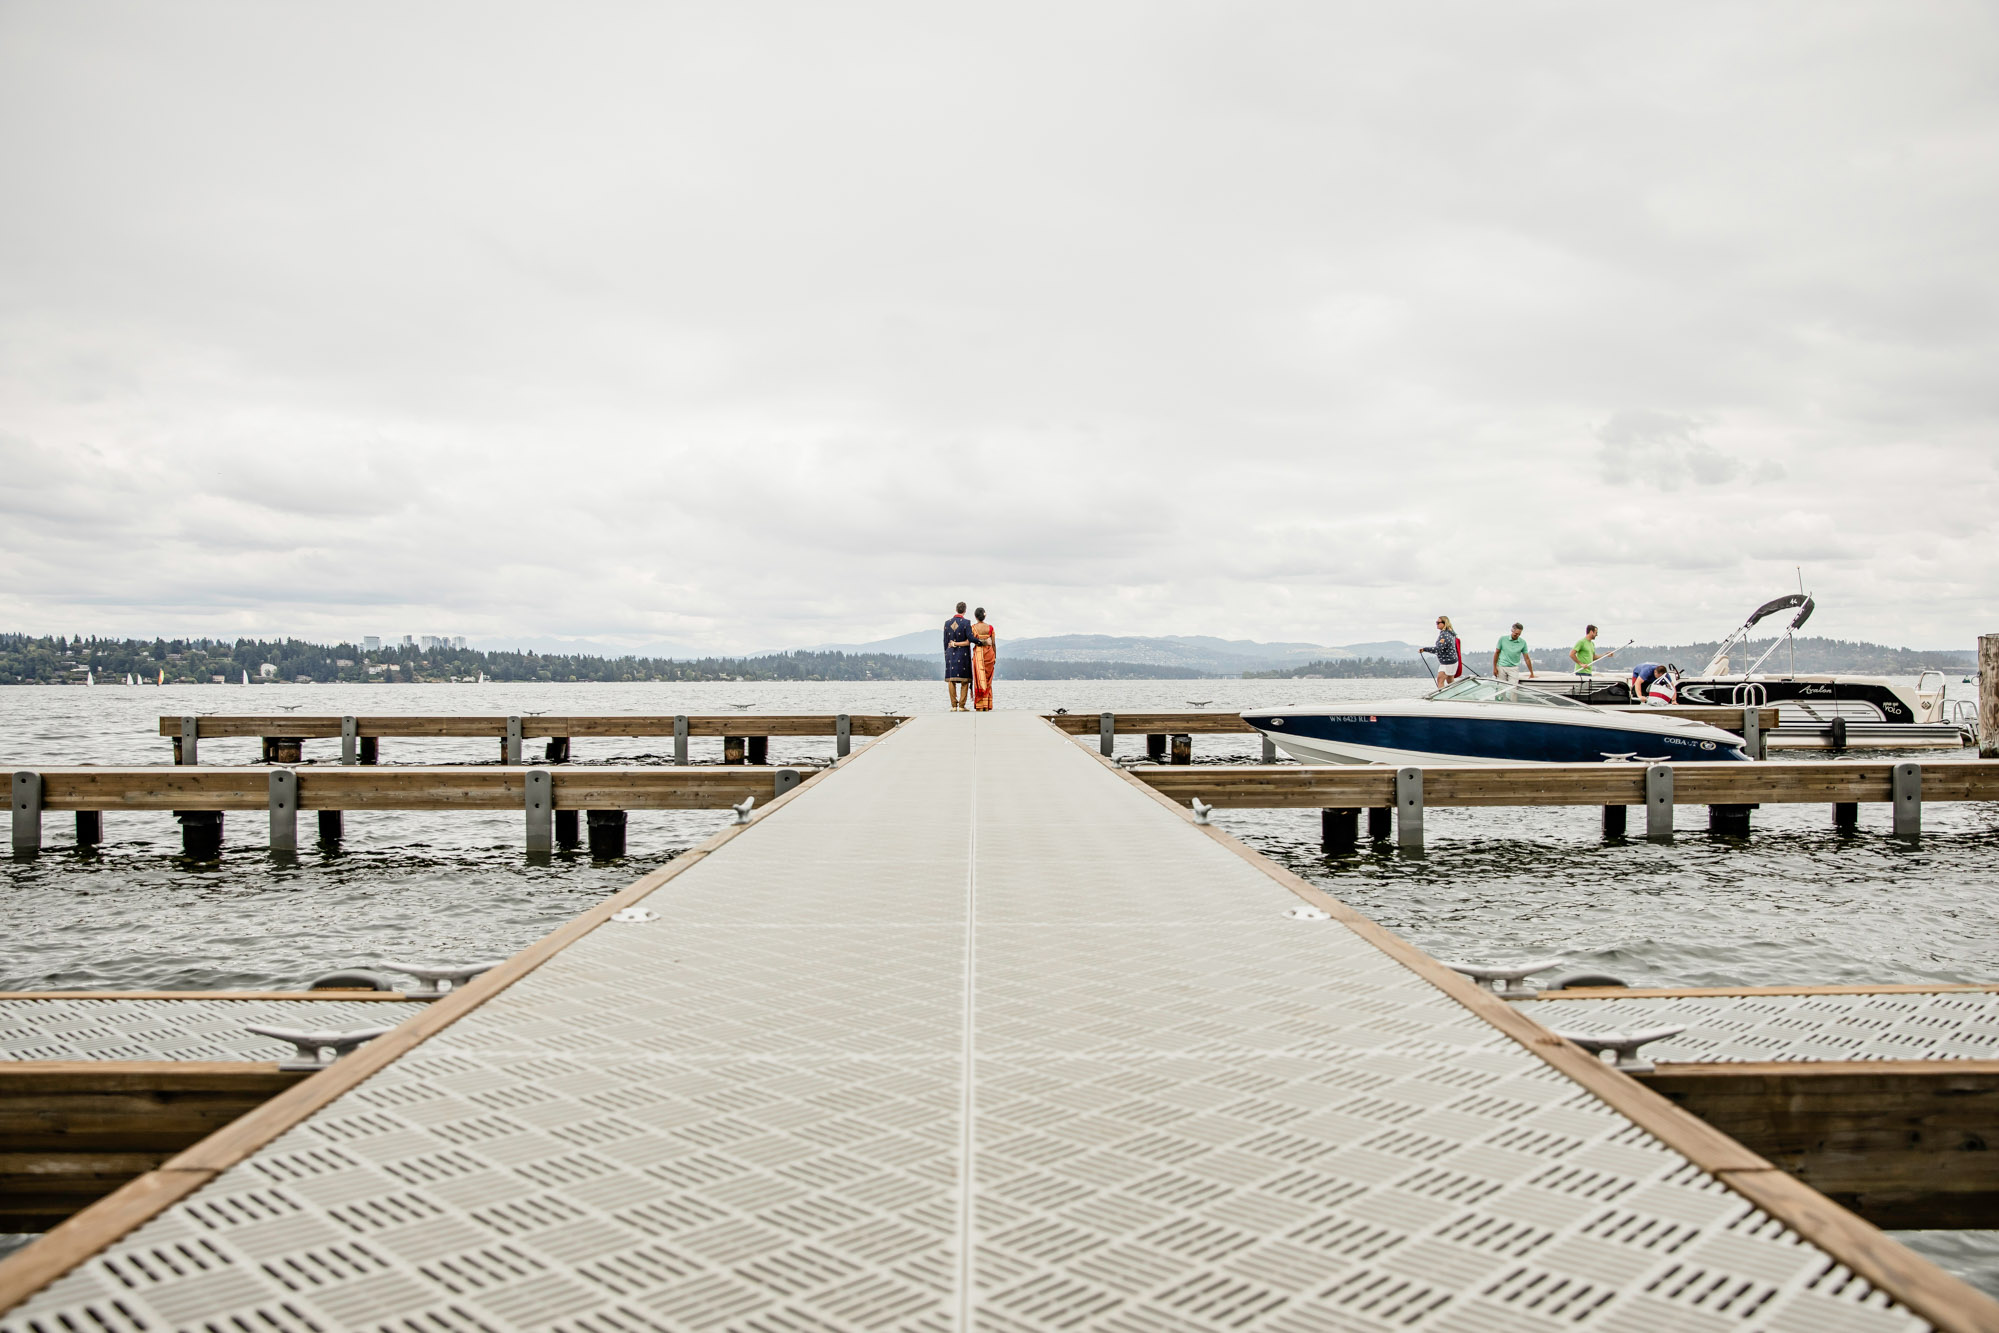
797,632 -> 1421,676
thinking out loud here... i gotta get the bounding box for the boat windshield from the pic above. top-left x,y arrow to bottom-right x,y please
1427,678 -> 1594,709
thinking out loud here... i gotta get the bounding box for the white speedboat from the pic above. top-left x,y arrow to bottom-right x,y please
1243,678 -> 1750,767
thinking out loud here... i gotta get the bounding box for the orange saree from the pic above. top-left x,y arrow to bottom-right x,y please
971,622 -> 996,711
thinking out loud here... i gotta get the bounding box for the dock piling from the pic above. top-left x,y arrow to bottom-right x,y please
674,715 -> 690,765
545,737 -> 570,763
316,811 -> 343,846
1646,764 -> 1674,839
177,811 -> 222,859
1368,806 -> 1392,840
1100,712 -> 1115,756
359,736 -> 379,765
1602,804 -> 1627,838
1146,734 -> 1166,763
1708,803 -> 1753,836
1834,801 -> 1859,832
1321,807 -> 1359,852
505,717 -> 524,766
524,768 -> 552,853
75,810 -> 102,848
268,769 -> 298,853
1170,734 -> 1192,765
12,772 -> 41,854
262,738 -> 302,764
836,714 -> 851,758
341,716 -> 358,765
555,810 -> 580,850
724,736 -> 746,765
747,736 -> 769,765
1892,761 -> 1922,842
586,810 -> 626,857
1982,633 -> 1998,758
1395,767 -> 1424,851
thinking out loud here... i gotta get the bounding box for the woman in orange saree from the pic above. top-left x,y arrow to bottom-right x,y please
970,608 -> 996,712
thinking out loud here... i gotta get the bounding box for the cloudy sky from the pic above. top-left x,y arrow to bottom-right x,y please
2,2 -> 1993,654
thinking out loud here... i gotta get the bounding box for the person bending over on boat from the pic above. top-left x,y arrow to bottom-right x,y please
1429,616 -> 1462,689
1492,624 -> 1533,683
1629,661 -> 1675,704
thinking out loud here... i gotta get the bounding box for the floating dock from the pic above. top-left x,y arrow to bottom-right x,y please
4,713 -> 1995,1330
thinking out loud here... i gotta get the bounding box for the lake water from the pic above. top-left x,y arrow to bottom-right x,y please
2,677 -> 1994,1289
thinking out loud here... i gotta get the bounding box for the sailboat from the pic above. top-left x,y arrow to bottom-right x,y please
156,668 -> 164,686
242,670 -> 250,685
86,671 -> 93,686
125,674 -> 134,686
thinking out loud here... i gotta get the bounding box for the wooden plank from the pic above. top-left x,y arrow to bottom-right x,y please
1530,983 -> 1999,1000
158,715 -> 905,739
1641,1061 -> 1999,1230
33,766 -> 793,811
1049,718 -> 1999,1332
0,727 -> 893,1311
1135,760 -> 1999,808
0,991 -> 412,1001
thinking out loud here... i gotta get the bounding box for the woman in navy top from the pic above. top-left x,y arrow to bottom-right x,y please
1430,615 -> 1461,689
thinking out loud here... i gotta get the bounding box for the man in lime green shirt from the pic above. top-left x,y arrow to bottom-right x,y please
1570,624 -> 1617,676
1492,624 -> 1533,682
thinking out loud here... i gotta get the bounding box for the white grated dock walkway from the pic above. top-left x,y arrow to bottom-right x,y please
1,713 -> 1983,1331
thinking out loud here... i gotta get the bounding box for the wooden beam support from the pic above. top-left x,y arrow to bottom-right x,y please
1638,1060 -> 1999,1230
160,714 -> 905,740
29,766 -> 813,812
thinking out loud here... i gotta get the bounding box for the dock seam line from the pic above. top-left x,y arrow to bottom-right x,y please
956,715 -> 980,1332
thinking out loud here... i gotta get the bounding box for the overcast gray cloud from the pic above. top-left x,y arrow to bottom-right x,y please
1,1 -> 1994,652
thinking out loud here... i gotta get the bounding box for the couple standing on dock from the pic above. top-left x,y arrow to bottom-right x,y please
944,602 -> 996,711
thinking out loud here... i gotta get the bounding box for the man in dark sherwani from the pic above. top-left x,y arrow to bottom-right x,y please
944,602 -> 975,711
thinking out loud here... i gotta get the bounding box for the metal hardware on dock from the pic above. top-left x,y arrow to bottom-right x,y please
241,1023 -> 394,1071
1555,1024 -> 1688,1073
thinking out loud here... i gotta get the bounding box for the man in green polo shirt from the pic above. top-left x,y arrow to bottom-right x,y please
1571,624 -> 1601,675
1492,624 -> 1533,682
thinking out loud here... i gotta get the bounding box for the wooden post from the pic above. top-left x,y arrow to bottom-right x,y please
586,810 -> 627,857
545,737 -> 570,763
316,810 -> 343,845
177,811 -> 223,859
359,736 -> 379,765
11,772 -> 41,855
75,810 -> 103,848
1146,734 -> 1167,763
555,810 -> 580,850
1395,767 -> 1424,852
1982,634 -> 1999,759
1367,807 -> 1392,840
1708,804 -> 1753,837
1834,802 -> 1859,832
268,769 -> 298,853
724,736 -> 746,765
1602,804 -> 1627,838
1170,735 -> 1192,765
747,736 -> 769,765
265,738 -> 302,765
1321,807 -> 1359,852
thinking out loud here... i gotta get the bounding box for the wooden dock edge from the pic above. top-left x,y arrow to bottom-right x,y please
0,721 -> 908,1315
1050,718 -> 1999,1332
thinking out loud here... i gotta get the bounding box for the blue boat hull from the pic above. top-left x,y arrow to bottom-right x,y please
1243,710 -> 1749,765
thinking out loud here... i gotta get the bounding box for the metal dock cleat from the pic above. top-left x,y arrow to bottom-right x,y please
1189,797 -> 1214,825
246,1024 -> 397,1072
1554,1025 -> 1687,1074
732,796 -> 756,824
382,960 -> 503,1001
1444,957 -> 1565,997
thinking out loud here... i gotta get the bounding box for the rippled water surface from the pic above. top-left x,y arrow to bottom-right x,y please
2,678 -> 1994,1286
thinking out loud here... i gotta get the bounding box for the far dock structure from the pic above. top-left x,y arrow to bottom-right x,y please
4,714 -> 1996,1330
